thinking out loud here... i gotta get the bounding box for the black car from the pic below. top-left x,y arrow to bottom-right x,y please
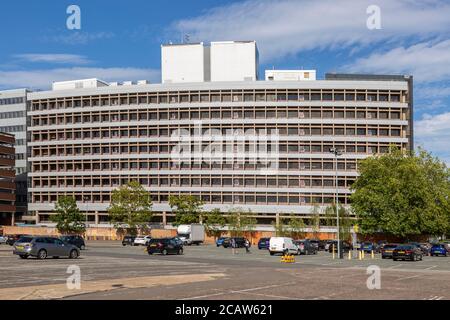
122,235 -> 136,246
392,244 -> 423,261
147,238 -> 183,255
223,237 -> 247,248
294,239 -> 318,255
60,235 -> 86,250
380,243 -> 398,259
258,237 -> 270,250
409,242 -> 429,255
6,234 -> 28,246
328,240 -> 352,253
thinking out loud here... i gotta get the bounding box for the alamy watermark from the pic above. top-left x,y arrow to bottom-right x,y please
367,5 -> 381,30
366,265 -> 381,290
66,5 -> 81,30
66,265 -> 81,290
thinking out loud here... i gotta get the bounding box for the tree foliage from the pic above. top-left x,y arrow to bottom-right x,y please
227,208 -> 256,238
323,204 -> 353,241
203,208 -> 226,240
51,196 -> 86,234
108,181 -> 153,235
288,216 -> 306,239
169,195 -> 203,226
350,148 -> 450,238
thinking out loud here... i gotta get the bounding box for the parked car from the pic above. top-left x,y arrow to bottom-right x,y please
360,242 -> 379,253
392,244 -> 423,261
0,236 -> 7,244
258,237 -> 270,250
216,237 -> 229,247
223,237 -> 247,248
308,239 -> 320,251
294,239 -> 318,255
6,234 -> 28,246
134,235 -> 152,246
409,242 -> 430,255
122,235 -> 136,246
318,240 -> 328,251
324,240 -> 335,251
430,244 -> 449,257
381,243 -> 398,259
13,236 -> 80,259
60,235 -> 85,250
328,240 -> 352,253
269,237 -> 299,256
147,238 -> 183,255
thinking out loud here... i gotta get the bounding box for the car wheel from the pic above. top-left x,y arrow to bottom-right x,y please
19,255 -> 28,259
37,249 -> 47,260
148,251 -> 153,255
177,248 -> 183,255
69,249 -> 79,259
162,249 -> 168,255
269,251 -> 274,256
80,245 -> 85,250
393,258 -> 397,261
420,255 -> 423,261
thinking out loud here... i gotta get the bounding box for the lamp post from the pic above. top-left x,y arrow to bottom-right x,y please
83,195 -> 89,236
330,147 -> 342,258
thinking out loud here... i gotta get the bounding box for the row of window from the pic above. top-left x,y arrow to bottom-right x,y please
0,97 -> 24,105
31,192 -> 350,205
30,88 -> 405,111
0,111 -> 25,119
0,125 -> 25,133
32,126 -> 404,142
31,159 -> 362,172
32,175 -> 355,188
31,108 -> 404,125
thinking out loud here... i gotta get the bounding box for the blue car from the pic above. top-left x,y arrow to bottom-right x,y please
360,242 -> 379,253
430,244 -> 449,257
258,237 -> 270,250
216,237 -> 228,247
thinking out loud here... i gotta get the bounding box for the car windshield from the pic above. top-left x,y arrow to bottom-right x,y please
397,245 -> 413,250
384,245 -> 397,249
16,236 -> 33,243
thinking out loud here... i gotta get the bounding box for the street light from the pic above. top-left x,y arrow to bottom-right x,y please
329,147 -> 343,258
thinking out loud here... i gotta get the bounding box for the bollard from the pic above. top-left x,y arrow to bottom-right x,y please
359,250 -> 362,260
348,250 -> 352,260
371,250 -> 375,259
332,249 -> 335,260
362,250 -> 365,259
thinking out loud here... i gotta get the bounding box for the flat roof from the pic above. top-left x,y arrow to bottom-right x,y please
28,79 -> 409,100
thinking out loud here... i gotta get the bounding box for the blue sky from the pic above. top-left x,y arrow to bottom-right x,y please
0,0 -> 449,164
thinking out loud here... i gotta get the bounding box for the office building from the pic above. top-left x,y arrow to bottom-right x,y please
26,42 -> 412,225
0,132 -> 16,225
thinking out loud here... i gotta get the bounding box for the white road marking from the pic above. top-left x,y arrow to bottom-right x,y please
395,274 -> 420,281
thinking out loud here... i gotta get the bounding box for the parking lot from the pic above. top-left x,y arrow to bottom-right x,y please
0,241 -> 449,300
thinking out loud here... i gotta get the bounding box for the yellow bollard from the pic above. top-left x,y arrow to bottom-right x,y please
348,250 -> 352,260
371,250 -> 375,259
332,249 -> 335,259
359,250 -> 362,260
362,250 -> 365,259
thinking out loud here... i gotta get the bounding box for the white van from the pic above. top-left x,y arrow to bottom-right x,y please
269,237 -> 299,255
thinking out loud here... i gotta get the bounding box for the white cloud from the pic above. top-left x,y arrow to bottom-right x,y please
172,0 -> 450,62
0,67 -> 160,90
345,40 -> 450,82
13,54 -> 91,65
415,112 -> 450,166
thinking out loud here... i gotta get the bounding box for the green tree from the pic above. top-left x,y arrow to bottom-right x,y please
203,208 -> 226,240
227,208 -> 256,239
310,204 -> 321,239
323,204 -> 353,241
169,195 -> 203,226
288,216 -> 306,239
51,196 -> 86,234
351,148 -> 450,238
272,218 -> 289,237
108,181 -> 153,235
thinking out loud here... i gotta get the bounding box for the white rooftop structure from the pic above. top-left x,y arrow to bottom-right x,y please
161,42 -> 210,83
265,70 -> 316,81
52,78 -> 109,91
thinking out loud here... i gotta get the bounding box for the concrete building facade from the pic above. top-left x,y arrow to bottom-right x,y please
27,76 -> 412,225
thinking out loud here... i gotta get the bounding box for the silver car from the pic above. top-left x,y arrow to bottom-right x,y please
13,236 -> 80,259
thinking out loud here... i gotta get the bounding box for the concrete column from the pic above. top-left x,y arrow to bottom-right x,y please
275,212 -> 280,226
162,211 -> 167,226
11,212 -> 15,226
35,212 -> 40,224
95,212 -> 99,225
